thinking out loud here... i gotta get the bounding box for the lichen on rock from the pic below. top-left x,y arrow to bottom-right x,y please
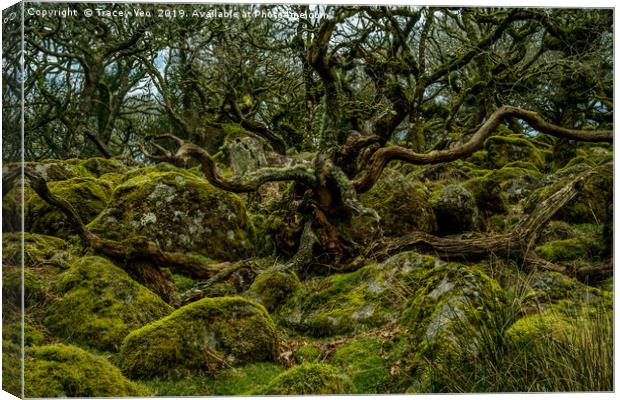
120,296 -> 278,378
88,170 -> 252,261
277,251 -> 438,337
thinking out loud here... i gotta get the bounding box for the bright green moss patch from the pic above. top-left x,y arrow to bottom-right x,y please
2,338 -> 21,396
26,177 -> 112,237
25,160 -> 92,181
295,345 -> 321,363
44,256 -> 173,352
536,238 -> 596,262
360,168 -> 436,235
246,269 -> 301,311
329,337 -> 391,394
120,296 -> 278,378
24,344 -> 149,397
140,362 -> 285,396
253,363 -> 353,395
277,251 -> 438,337
506,307 -> 574,347
88,170 -> 251,261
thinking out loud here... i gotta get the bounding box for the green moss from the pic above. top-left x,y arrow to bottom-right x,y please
506,307 -> 574,347
26,177 -> 112,237
360,168 -> 436,235
80,157 -> 127,177
140,362 -> 285,396
329,337 -> 391,394
253,363 -> 353,395
526,271 -> 610,307
465,150 -> 487,167
221,123 -> 254,140
120,296 -> 278,378
485,135 -> 548,171
295,345 -> 321,363
398,263 -> 504,391
2,338 -> 21,396
463,176 -> 507,215
278,251 -> 438,337
43,256 -> 173,351
535,238 -> 597,262
2,265 -> 48,307
88,170 -> 251,261
246,269 -> 301,312
24,344 -> 149,397
2,232 -> 75,269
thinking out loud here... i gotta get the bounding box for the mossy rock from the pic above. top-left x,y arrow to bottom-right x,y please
80,157 -> 127,177
329,337 -> 391,394
25,177 -> 112,237
246,269 -> 301,312
482,166 -> 542,203
120,296 -> 278,378
43,256 -> 173,352
360,168 -> 436,235
430,184 -> 478,234
526,271 -> 611,308
485,135 -> 547,171
253,363 -> 353,395
24,160 -> 92,181
24,344 -> 148,397
463,176 -> 507,215
398,263 -> 504,391
465,150 -> 488,167
506,306 -> 575,347
88,170 -> 251,261
2,265 -> 48,307
524,163 -> 612,224
277,251 -> 439,337
2,232 -> 75,269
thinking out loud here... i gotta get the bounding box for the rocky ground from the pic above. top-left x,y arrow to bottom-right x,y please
2,130 -> 613,395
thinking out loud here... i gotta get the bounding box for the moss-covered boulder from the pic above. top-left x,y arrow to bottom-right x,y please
43,256 -> 173,351
463,175 -> 507,215
3,232 -> 75,269
360,169 -> 436,235
253,363 -> 353,395
525,271 -> 611,308
25,177 -> 112,237
120,296 -> 278,378
24,160 -> 92,181
25,344 -> 148,397
398,263 -> 503,391
88,171 -> 251,261
277,251 -> 438,337
80,157 -> 127,177
506,306 -> 575,347
430,184 -> 478,233
295,345 -> 322,363
483,166 -> 543,203
485,135 -> 547,171
246,269 -> 301,312
329,337 -> 391,394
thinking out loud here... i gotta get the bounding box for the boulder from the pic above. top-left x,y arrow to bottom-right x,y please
253,363 -> 353,395
24,344 -> 148,397
25,177 -> 113,237
246,269 -> 301,312
120,296 -> 278,378
485,135 -> 548,171
329,337 -> 391,394
360,169 -> 436,235
43,256 -> 173,351
430,184 -> 478,233
88,170 -> 252,260
277,251 -> 439,337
